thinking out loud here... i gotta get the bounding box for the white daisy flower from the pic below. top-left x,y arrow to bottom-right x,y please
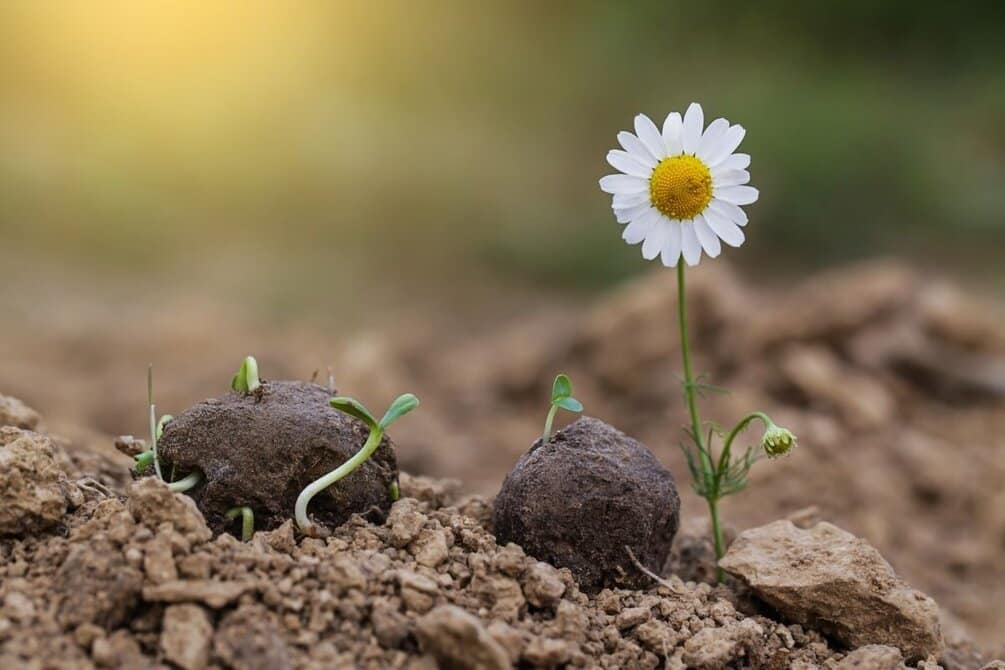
599,103 -> 758,267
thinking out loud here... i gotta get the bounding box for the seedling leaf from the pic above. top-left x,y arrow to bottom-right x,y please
231,356 -> 261,393
379,393 -> 420,429
330,397 -> 378,428
551,374 -> 573,401
555,396 -> 583,412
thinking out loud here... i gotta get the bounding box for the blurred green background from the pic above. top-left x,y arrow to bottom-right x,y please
1,1 -> 1003,318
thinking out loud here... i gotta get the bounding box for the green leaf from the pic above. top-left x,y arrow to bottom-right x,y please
231,356 -> 261,393
551,374 -> 573,401
329,397 -> 377,428
555,396 -> 583,412
379,393 -> 420,429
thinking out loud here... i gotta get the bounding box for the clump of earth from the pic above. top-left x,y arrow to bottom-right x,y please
1,397 -> 1002,669
494,416 -> 680,592
155,380 -> 398,535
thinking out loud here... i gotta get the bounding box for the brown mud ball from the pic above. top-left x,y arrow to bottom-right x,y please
493,416 -> 680,592
156,380 -> 398,535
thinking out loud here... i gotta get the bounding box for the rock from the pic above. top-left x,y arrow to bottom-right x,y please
143,580 -> 251,609
92,630 -> 145,668
719,520 -> 943,661
127,477 -> 212,543
161,604 -> 213,670
411,527 -> 450,568
493,417 -> 680,591
0,394 -> 41,430
0,427 -> 76,536
522,561 -> 566,609
835,645 -> 904,669
415,605 -> 510,670
157,380 -> 398,533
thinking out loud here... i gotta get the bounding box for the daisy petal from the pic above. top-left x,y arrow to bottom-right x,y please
694,215 -> 721,258
720,153 -> 750,170
707,125 -> 746,166
614,201 -> 651,223
616,131 -> 658,167
641,217 -> 668,260
660,219 -> 683,267
599,174 -> 648,195
682,102 -> 704,155
707,199 -> 749,227
712,169 -> 750,187
622,208 -> 659,244
697,118 -> 729,162
612,192 -> 649,209
680,219 -> 702,266
607,150 -> 652,178
661,112 -> 683,156
715,185 -> 759,205
705,208 -> 745,247
634,114 -> 667,160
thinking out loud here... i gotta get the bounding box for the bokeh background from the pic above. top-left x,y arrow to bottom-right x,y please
2,0 -> 1004,648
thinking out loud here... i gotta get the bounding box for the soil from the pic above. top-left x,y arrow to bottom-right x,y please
494,416 -> 680,592
156,381 -> 398,535
2,259 -> 1004,662
2,418 -> 994,670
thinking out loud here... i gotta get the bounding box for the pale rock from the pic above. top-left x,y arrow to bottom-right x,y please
161,604 -> 213,670
522,561 -> 566,608
415,605 -> 510,670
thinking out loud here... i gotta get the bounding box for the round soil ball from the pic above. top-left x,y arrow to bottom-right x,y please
493,416 -> 680,592
157,380 -> 398,535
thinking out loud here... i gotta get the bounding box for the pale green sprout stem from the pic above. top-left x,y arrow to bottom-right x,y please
674,264 -> 796,583
168,471 -> 203,493
295,393 -> 419,532
226,506 -> 255,542
148,365 -> 164,480
542,374 -> 583,443
232,356 -> 261,393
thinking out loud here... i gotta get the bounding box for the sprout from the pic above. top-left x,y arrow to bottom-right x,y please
541,374 -> 583,443
167,471 -> 203,493
148,365 -> 164,480
134,411 -> 172,474
231,356 -> 261,394
295,393 -> 419,532
226,506 -> 255,542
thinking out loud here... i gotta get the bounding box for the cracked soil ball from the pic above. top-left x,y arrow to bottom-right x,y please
156,380 -> 398,535
493,416 -> 680,592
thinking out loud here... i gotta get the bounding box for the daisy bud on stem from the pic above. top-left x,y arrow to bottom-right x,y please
295,393 -> 419,532
542,374 -> 583,443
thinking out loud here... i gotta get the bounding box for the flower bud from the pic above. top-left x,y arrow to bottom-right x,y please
761,424 -> 796,457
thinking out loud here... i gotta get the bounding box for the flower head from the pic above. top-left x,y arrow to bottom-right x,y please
599,103 -> 757,267
761,424 -> 796,457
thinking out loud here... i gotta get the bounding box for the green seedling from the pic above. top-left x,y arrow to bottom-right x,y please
541,374 -> 583,443
134,413 -> 172,473
231,356 -> 261,393
295,393 -> 419,532
226,506 -> 255,542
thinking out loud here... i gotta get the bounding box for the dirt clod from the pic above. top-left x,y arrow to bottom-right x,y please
415,605 -> 511,670
720,519 -> 944,661
0,427 -> 77,536
0,394 -> 41,431
493,416 -> 680,592
161,604 -> 213,670
156,380 -> 398,534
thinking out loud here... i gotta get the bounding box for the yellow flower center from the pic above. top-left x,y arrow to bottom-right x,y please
649,154 -> 713,220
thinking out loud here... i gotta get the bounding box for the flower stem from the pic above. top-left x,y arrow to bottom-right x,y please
676,263 -> 726,581
295,427 -> 385,532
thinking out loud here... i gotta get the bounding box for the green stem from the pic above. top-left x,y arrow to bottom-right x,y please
295,426 -> 384,531
717,411 -> 772,474
542,404 -> 559,443
226,506 -> 255,542
167,470 -> 203,493
677,263 -> 725,580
